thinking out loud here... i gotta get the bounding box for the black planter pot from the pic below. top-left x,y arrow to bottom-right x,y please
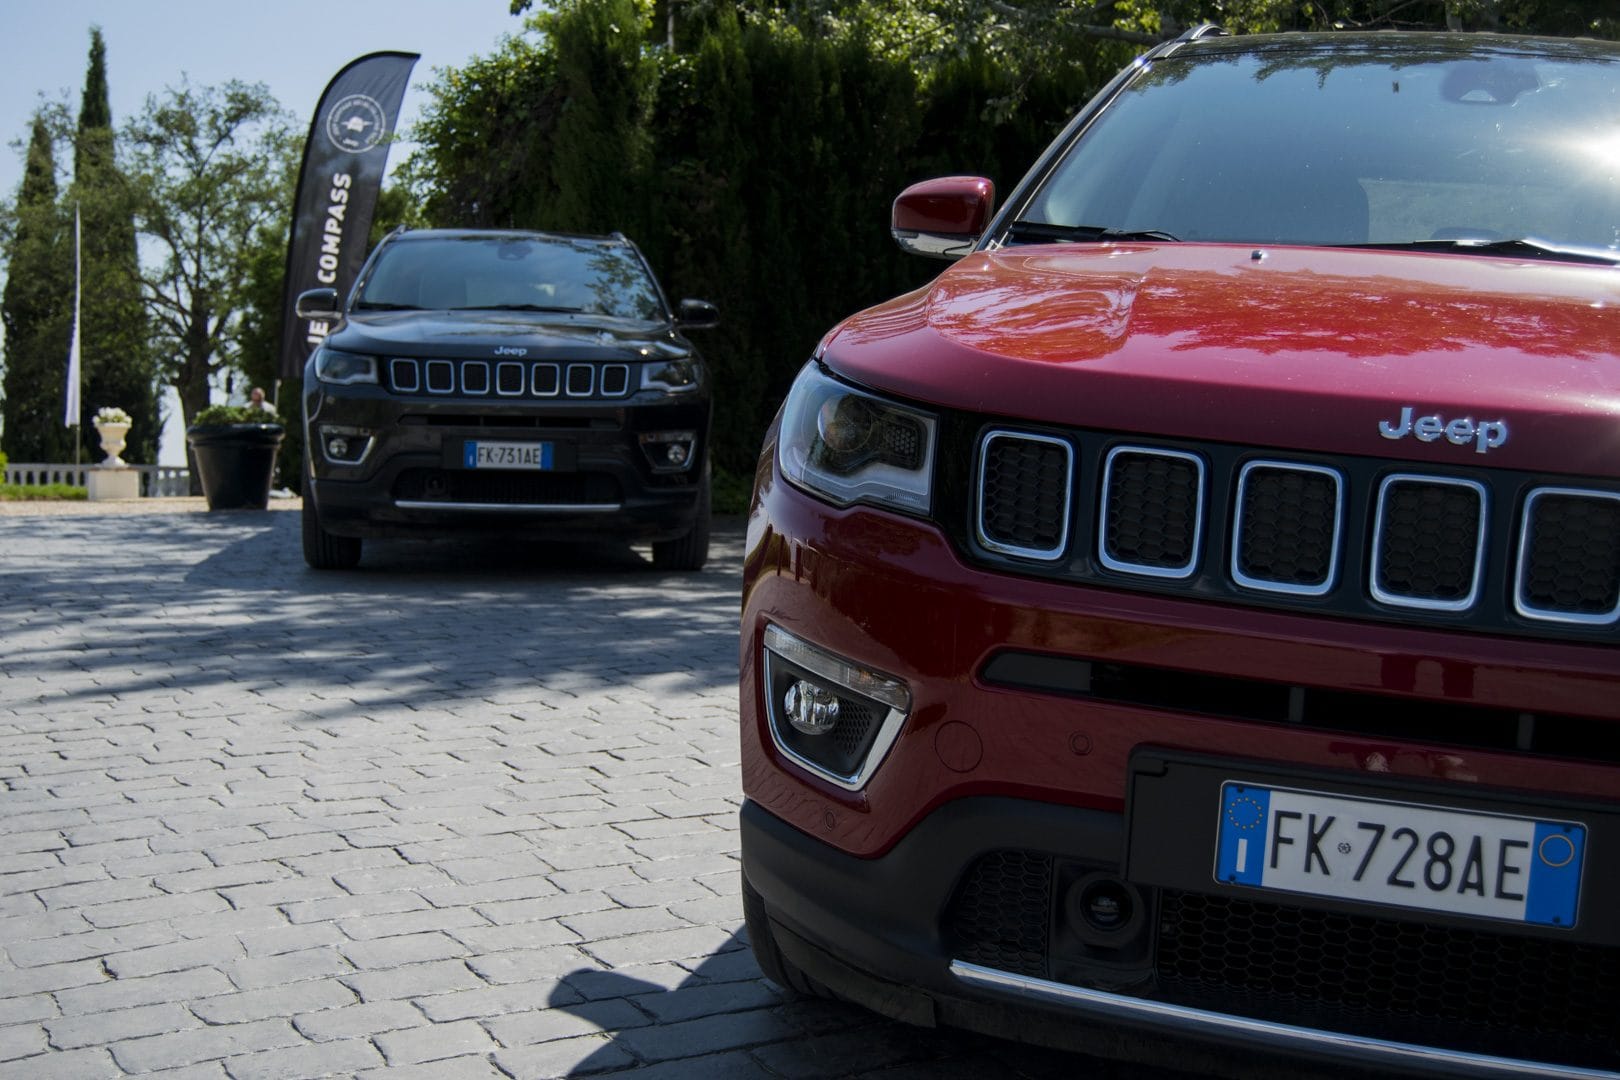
186,423 -> 285,510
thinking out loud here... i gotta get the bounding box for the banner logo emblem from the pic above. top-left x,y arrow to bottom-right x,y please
326,94 -> 388,153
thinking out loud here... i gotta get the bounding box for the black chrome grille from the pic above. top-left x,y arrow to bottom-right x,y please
392,468 -> 620,506
945,851 -> 1052,978
1156,889 -> 1620,1069
1517,489 -> 1620,625
962,424 -> 1619,643
384,358 -> 632,401
977,432 -> 1072,558
1233,462 -> 1340,594
1101,448 -> 1203,577
1373,475 -> 1485,610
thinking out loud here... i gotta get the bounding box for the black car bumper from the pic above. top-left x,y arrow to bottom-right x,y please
740,797 -> 1620,1079
304,381 -> 707,542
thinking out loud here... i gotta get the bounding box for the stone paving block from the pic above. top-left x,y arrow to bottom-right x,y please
355,1054 -> 512,1080
0,1023 -> 47,1063
224,946 -> 353,991
630,980 -> 783,1024
291,1000 -> 427,1042
5,920 -> 175,968
341,959 -> 485,1002
467,946 -> 591,986
600,1051 -> 776,1080
79,889 -> 230,929
0,997 -> 55,1027
562,905 -> 689,941
4,958 -> 113,997
105,934 -> 245,979
374,1018 -> 496,1065
336,906 -> 488,942
44,1002 -> 199,1050
583,924 -> 743,968
493,1034 -> 637,1079
221,1037 -> 386,1080
190,977 -> 356,1024
613,1007 -> 800,1064
0,1046 -> 122,1079
109,1018 -> 303,1073
235,922 -> 345,959
280,890 -> 427,925
414,981 -> 580,1024
340,930 -> 468,969
484,998 -> 652,1048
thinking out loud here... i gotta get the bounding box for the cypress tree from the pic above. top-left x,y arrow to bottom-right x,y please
1,115 -> 74,464
72,27 -> 158,464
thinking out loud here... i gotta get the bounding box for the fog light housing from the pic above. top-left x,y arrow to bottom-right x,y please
762,625 -> 910,791
639,430 -> 697,473
320,425 -> 373,465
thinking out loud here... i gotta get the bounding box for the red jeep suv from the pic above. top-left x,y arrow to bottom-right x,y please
739,27 -> 1620,1078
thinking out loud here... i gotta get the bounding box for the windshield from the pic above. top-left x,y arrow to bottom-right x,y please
357,234 -> 667,320
1019,40 -> 1620,253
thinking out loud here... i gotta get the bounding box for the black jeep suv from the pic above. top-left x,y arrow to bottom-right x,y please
297,228 -> 715,570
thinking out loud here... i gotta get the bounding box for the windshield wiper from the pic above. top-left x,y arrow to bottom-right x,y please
1006,220 -> 1180,245
352,301 -> 422,311
1336,237 -> 1620,266
453,304 -> 586,314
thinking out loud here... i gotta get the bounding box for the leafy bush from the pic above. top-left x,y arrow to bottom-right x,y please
0,450 -> 8,471
0,483 -> 87,501
191,404 -> 282,427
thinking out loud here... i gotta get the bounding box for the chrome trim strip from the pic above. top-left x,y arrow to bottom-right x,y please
531,362 -> 560,397
1098,445 -> 1205,579
495,361 -> 526,397
762,625 -> 909,793
424,359 -> 456,395
1514,487 -> 1620,626
950,961 -> 1617,1079
393,500 -> 621,513
1371,473 -> 1487,612
389,358 -> 420,393
1230,460 -> 1344,597
462,360 -> 490,395
601,363 -> 631,397
565,363 -> 594,398
975,430 -> 1073,562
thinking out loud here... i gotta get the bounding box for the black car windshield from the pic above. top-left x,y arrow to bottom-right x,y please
1018,40 -> 1620,255
357,234 -> 666,320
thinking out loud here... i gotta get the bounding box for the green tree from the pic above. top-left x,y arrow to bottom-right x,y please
72,27 -> 159,464
120,79 -> 295,452
1,114 -> 74,464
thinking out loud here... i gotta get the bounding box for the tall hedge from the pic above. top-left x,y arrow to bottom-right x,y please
414,2 -> 1104,481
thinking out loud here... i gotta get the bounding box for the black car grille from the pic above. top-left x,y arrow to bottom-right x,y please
945,850 -> 1620,1070
386,358 -> 633,402
961,425 -> 1620,642
393,468 -> 621,506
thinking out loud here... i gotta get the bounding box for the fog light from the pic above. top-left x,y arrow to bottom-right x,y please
784,680 -> 840,735
329,437 -> 349,458
639,430 -> 697,473
666,442 -> 689,467
320,425 -> 373,465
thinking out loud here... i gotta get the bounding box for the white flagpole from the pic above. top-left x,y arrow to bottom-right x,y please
64,203 -> 83,465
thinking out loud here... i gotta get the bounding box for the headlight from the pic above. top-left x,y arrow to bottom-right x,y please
641,357 -> 701,392
314,347 -> 378,385
777,362 -> 935,514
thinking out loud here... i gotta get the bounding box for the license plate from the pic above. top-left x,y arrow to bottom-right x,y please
1215,782 -> 1585,928
463,440 -> 552,470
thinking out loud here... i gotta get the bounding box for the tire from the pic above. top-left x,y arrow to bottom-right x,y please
652,468 -> 711,571
301,486 -> 362,570
742,869 -> 829,997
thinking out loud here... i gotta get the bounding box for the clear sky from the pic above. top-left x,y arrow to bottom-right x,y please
0,1 -> 531,465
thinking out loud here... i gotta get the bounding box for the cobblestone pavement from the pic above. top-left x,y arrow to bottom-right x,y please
0,507 -> 1208,1079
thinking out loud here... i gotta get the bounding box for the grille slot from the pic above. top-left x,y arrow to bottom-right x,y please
1156,889 -> 1620,1069
389,358 -> 420,392
1232,461 -> 1342,595
425,360 -> 455,394
601,364 -> 630,397
1100,447 -> 1204,578
945,851 -> 1052,978
1516,488 -> 1620,626
462,361 -> 490,395
495,361 -> 525,396
1372,474 -> 1486,611
566,364 -> 594,397
976,431 -> 1073,560
532,363 -> 560,396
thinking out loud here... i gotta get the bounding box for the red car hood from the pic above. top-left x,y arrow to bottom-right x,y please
824,244 -> 1620,477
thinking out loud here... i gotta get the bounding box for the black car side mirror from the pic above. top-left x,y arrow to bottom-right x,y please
676,298 -> 719,330
295,288 -> 341,319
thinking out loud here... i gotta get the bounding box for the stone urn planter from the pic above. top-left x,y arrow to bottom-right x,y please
186,405 -> 285,510
92,406 -> 134,466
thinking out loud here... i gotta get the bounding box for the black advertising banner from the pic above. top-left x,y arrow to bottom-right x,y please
278,51 -> 419,380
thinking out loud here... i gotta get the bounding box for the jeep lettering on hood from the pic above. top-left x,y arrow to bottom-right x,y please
1378,406 -> 1509,453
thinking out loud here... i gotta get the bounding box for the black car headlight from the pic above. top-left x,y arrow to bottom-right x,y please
314,347 -> 378,386
777,362 -> 935,514
641,357 -> 702,393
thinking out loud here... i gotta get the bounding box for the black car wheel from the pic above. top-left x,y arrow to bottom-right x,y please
302,486 -> 362,570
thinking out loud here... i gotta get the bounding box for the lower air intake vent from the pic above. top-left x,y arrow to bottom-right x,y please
946,850 -> 1052,978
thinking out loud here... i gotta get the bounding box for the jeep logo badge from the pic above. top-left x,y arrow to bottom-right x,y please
493,346 -> 528,357
1378,406 -> 1508,454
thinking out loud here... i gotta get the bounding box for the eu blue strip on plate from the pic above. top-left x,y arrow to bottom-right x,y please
1217,783 -> 1270,887
1525,821 -> 1585,928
